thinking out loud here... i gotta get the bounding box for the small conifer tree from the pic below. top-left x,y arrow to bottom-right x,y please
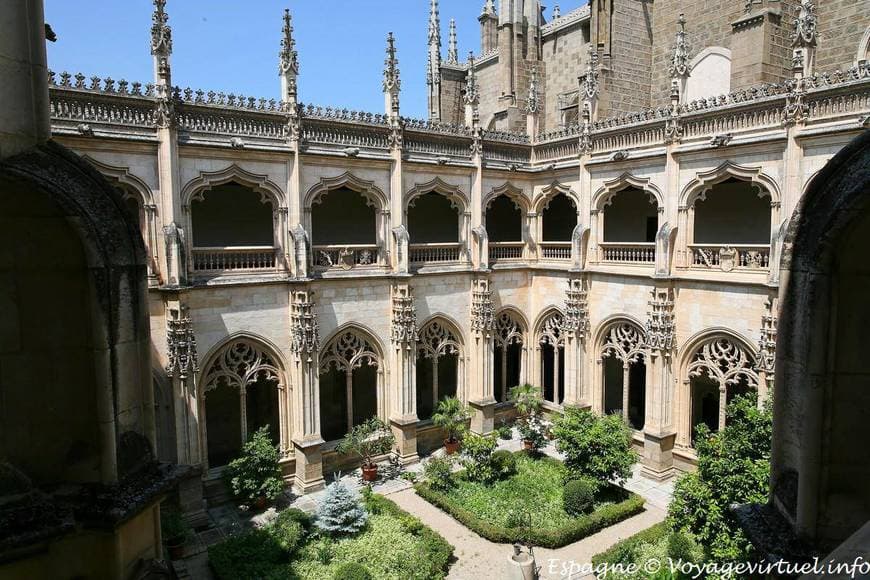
314,478 -> 368,536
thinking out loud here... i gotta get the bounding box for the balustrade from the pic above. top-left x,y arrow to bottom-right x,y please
599,243 -> 655,264
409,243 -> 463,265
540,242 -> 572,261
489,242 -> 525,263
192,246 -> 278,272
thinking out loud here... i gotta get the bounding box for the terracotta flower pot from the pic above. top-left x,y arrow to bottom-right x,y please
254,496 -> 268,510
444,439 -> 460,455
362,464 -> 379,482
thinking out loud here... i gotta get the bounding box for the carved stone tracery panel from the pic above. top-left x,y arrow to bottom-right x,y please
319,331 -> 380,373
687,337 -> 759,388
600,322 -> 646,364
418,319 -> 461,359
495,311 -> 524,348
203,340 -> 281,393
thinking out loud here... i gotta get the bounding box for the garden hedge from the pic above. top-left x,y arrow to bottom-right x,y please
414,481 -> 645,549
591,521 -> 670,568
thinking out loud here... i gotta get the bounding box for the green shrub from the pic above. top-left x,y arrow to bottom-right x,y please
460,432 -> 498,483
667,529 -> 697,563
491,449 -> 517,480
224,426 -> 284,504
423,455 -> 454,491
552,408 -> 637,485
208,529 -> 286,580
267,515 -> 305,554
415,480 -> 644,548
496,420 -> 513,440
432,396 -> 471,443
160,506 -> 191,545
668,393 -> 772,563
563,477 -> 596,516
336,417 -> 395,469
273,507 -> 312,531
332,562 -> 372,580
591,521 -> 670,568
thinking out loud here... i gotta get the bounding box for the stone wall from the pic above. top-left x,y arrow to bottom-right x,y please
816,1 -> 870,71
541,23 -> 588,131
603,0 -> 654,117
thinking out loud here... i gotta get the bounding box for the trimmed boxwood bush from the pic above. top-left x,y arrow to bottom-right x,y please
591,521 -> 670,568
415,478 -> 645,549
563,477 -> 596,516
208,529 -> 286,580
332,562 -> 372,580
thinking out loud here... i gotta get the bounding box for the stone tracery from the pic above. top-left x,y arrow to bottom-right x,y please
202,339 -> 281,392
319,331 -> 380,373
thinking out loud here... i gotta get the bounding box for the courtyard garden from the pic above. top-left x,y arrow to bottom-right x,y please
414,387 -> 645,548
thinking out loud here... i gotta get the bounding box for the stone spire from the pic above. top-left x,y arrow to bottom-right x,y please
579,46 -> 599,118
668,14 -> 691,102
383,32 -> 401,117
791,0 -> 817,76
447,19 -> 459,65
552,4 -> 561,19
427,0 -> 442,121
279,8 -> 299,104
482,0 -> 496,17
150,0 -> 172,82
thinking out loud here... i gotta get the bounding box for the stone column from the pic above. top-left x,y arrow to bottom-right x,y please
289,288 -> 325,493
469,278 -> 496,434
389,283 -> 419,464
562,278 -> 590,407
641,286 -> 677,480
0,0 -> 50,159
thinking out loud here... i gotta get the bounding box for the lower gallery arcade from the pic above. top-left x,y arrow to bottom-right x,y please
162,273 -> 774,492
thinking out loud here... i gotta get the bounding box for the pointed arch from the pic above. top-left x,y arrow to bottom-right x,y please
494,307 -> 528,347
82,155 -> 155,207
592,172 -> 664,211
594,316 -> 647,363
856,25 -> 870,65
680,162 -> 781,209
417,314 -> 465,354
534,306 -> 567,345
533,180 -> 580,213
305,171 -> 389,211
181,163 -> 285,208
493,307 -> 527,403
405,177 -> 469,213
199,332 -> 287,394
483,182 -> 529,211
679,329 -> 759,389
319,325 -> 385,373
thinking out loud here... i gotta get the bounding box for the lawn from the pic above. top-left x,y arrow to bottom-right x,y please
208,492 -> 453,580
416,452 -> 645,548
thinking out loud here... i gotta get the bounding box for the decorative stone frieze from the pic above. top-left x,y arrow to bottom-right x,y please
755,298 -> 777,375
166,307 -> 198,380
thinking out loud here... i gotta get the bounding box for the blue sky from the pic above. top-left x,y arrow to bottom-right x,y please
45,0 -> 585,119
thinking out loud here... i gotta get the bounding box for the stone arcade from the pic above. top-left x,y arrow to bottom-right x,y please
3,0 -> 870,576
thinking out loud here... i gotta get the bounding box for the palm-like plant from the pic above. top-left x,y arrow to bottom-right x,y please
509,384 -> 543,418
432,396 -> 471,444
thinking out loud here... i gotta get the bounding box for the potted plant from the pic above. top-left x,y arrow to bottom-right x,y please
432,396 -> 471,455
509,384 -> 545,452
225,425 -> 285,509
337,417 -> 395,482
161,507 -> 191,560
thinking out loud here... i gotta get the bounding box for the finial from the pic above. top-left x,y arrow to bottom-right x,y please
792,0 -> 817,48
482,0 -> 497,16
384,32 -> 401,94
553,4 -> 561,19
150,0 -> 172,57
668,13 -> 690,79
429,0 -> 441,46
447,19 -> 459,64
580,46 -> 599,101
279,9 -> 299,76
465,52 -> 480,107
527,66 -> 539,114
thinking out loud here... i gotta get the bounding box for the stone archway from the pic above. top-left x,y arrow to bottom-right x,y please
493,309 -> 526,403
416,318 -> 463,420
200,338 -> 286,468
536,310 -> 566,405
599,320 -> 647,430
